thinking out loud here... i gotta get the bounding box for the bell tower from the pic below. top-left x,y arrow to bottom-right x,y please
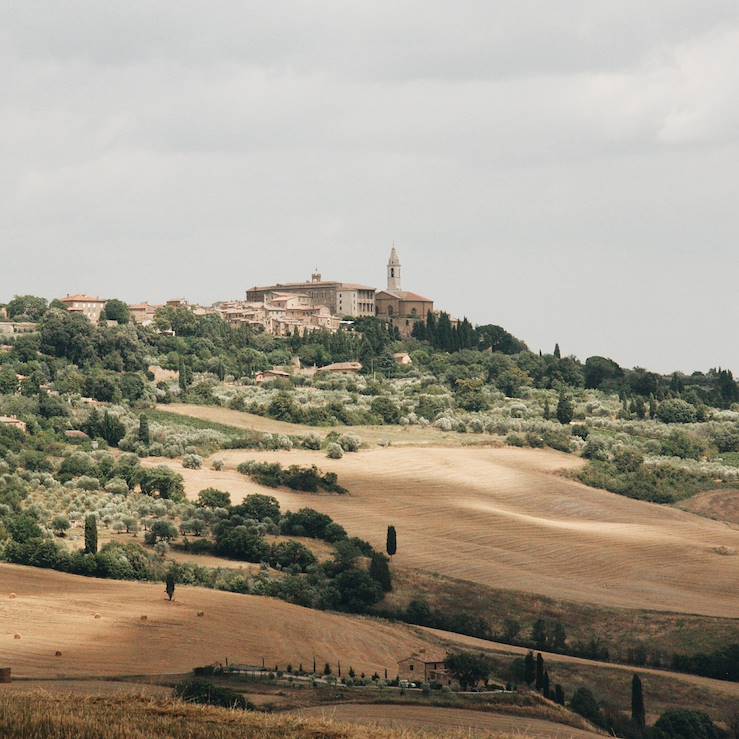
387,244 -> 401,291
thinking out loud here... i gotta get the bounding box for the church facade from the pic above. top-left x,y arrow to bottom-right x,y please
375,247 -> 434,337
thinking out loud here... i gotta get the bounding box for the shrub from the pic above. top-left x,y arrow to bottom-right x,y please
301,433 -> 322,450
326,443 -> 344,459
280,508 -> 347,542
104,477 -> 129,496
76,476 -> 101,491
370,396 -> 400,424
211,459 -> 224,471
174,679 -> 253,710
654,710 -> 718,739
182,454 -> 203,470
197,487 -> 231,508
338,434 -> 361,452
657,398 -> 698,424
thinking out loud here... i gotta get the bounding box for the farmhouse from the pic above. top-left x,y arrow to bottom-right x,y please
60,294 -> 107,323
0,416 -> 27,434
255,369 -> 292,384
315,361 -> 362,376
397,651 -> 455,686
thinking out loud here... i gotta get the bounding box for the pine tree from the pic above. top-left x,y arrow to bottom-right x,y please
631,674 -> 646,731
386,525 -> 397,556
138,414 -> 150,445
553,343 -> 561,359
165,572 -> 176,602
524,651 -> 535,685
535,653 -> 545,690
84,514 -> 97,554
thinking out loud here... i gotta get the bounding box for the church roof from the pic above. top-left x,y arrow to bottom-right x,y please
377,289 -> 433,303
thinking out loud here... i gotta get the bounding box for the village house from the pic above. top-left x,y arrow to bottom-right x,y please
60,294 -> 107,323
254,369 -> 292,384
315,361 -> 362,376
0,416 -> 27,434
375,247 -> 434,338
128,303 -> 159,325
397,650 -> 455,687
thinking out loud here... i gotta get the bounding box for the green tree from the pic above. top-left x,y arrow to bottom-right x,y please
101,299 -> 130,324
554,684 -> 565,705
101,411 -> 126,446
569,687 -> 605,728
631,674 -> 645,732
178,357 -> 191,392
386,525 -> 397,556
654,710 -> 718,739
369,552 -> 392,592
535,652 -> 545,690
165,571 -> 176,602
197,488 -> 231,509
543,397 -> 551,420
7,294 -> 48,320
556,391 -> 574,425
84,514 -> 98,554
524,650 -> 535,685
444,652 -> 493,689
553,343 -> 561,359
531,619 -> 548,649
138,414 -> 150,445
542,670 -> 550,699
51,515 -> 71,537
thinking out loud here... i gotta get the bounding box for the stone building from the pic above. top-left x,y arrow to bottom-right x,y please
375,247 -> 433,337
60,294 -> 107,323
246,273 -> 375,318
397,650 -> 455,687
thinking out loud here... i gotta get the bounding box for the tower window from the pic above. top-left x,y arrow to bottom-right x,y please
390,268 -> 394,277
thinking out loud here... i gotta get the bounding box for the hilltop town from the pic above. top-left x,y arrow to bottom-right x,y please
0,248 -> 437,344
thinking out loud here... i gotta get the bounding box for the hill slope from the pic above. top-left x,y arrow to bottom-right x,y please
149,445 -> 739,616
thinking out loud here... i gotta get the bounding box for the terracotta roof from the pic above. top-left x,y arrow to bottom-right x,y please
317,361 -> 362,372
377,289 -> 433,302
61,294 -> 106,303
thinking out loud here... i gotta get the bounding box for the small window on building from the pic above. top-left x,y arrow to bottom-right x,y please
409,664 -> 414,671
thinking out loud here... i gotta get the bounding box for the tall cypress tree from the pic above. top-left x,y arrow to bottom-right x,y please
553,343 -> 561,359
554,684 -> 565,705
165,571 -> 176,602
178,357 -> 190,392
631,674 -> 646,731
543,670 -> 550,699
369,552 -> 393,591
84,514 -> 98,554
386,525 -> 397,556
138,414 -> 150,445
535,653 -> 545,690
543,397 -> 551,420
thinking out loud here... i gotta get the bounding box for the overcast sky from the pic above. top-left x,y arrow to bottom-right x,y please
1,2 -> 737,373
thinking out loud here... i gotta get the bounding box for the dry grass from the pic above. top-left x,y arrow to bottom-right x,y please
292,704 -> 600,738
0,690 -> 538,738
677,489 -> 739,526
147,444 -> 739,616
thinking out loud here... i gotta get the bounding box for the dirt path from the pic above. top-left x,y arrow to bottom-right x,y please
293,704 -> 601,738
145,445 -> 739,616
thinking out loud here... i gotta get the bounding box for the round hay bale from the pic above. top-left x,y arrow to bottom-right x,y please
13,634 -> 21,640
8,593 -> 16,599
94,613 -> 101,619
140,615 -> 148,621
55,651 -> 62,657
197,611 -> 204,617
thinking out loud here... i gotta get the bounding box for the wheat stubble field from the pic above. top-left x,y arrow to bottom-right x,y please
150,444 -> 739,617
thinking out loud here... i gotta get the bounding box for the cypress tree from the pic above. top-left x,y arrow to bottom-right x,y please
524,651 -> 535,685
543,670 -> 550,699
535,653 -> 545,690
312,657 -> 316,673
386,525 -> 397,556
556,391 -> 573,425
648,394 -> 657,418
553,343 -> 561,359
138,414 -> 150,445
84,514 -> 97,554
543,397 -> 551,420
555,684 -> 565,705
165,572 -> 176,602
178,357 -> 189,392
631,674 -> 646,731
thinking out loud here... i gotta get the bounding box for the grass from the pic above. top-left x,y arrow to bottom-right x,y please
147,408 -> 249,438
717,452 -> 739,468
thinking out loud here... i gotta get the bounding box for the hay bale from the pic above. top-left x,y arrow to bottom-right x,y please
197,611 -> 205,617
55,651 -> 62,657
13,634 -> 21,640
8,593 -> 16,599
140,615 -> 148,621
94,613 -> 101,619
